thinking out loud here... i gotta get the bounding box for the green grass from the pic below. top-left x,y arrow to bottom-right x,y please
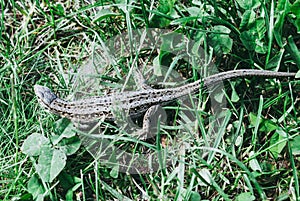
1,0 -> 300,200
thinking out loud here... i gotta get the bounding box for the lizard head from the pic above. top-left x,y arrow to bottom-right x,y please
34,85 -> 58,107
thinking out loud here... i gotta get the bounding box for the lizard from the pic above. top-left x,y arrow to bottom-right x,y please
34,69 -> 297,124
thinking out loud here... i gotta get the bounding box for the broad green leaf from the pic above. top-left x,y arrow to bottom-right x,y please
66,190 -> 74,201
255,19 -> 266,39
191,34 -> 205,55
21,133 -> 50,156
291,0 -> 300,17
58,136 -> 81,156
254,39 -> 267,54
274,0 -> 290,46
236,0 -> 260,10
254,19 -> 267,54
269,129 -> 287,158
259,119 -> 278,132
240,10 -> 256,30
66,183 -> 82,201
249,112 -> 263,126
235,192 -> 255,201
230,83 -> 240,102
240,18 -> 267,54
276,0 -> 290,12
58,172 -> 75,190
192,0 -> 202,6
213,90 -> 225,103
291,0 -> 300,32
197,168 -> 212,186
233,120 -> 245,147
110,165 -> 119,178
55,118 -> 75,138
287,36 -> 300,68
54,4 -> 65,15
58,172 -> 82,201
291,135 -> 300,155
209,25 -> 233,55
52,121 -> 77,145
52,119 -> 77,147
37,195 -> 44,201
150,0 -> 177,27
240,30 -> 256,51
249,151 -> 262,172
27,174 -> 46,200
189,191 -> 201,201
230,90 -> 240,102
266,49 -> 284,69
295,18 -> 300,33
158,0 -> 176,14
36,146 -> 67,183
186,7 -> 203,17
168,7 -> 180,19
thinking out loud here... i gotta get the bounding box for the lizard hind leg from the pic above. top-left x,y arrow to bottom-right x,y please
134,105 -> 167,140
